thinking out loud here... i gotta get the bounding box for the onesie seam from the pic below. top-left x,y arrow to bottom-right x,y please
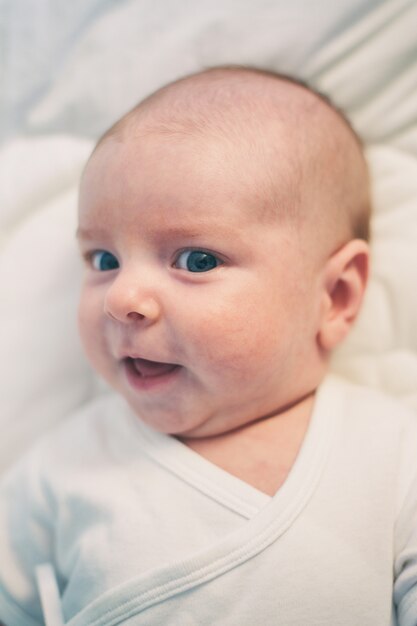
131,422 -> 265,519
138,447 -> 262,519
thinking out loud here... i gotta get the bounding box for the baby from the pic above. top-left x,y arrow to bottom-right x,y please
1,67 -> 417,626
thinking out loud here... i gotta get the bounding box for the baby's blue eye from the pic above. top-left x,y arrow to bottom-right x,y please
91,251 -> 119,271
175,250 -> 221,273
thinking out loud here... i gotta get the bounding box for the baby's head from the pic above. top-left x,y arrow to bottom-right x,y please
77,67 -> 370,438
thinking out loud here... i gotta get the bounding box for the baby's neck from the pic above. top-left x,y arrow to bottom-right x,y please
178,391 -> 316,497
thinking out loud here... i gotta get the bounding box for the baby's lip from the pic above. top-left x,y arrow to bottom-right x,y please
124,356 -> 180,378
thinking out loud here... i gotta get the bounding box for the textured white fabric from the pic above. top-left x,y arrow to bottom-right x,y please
1,375 -> 417,626
1,0 -> 417,475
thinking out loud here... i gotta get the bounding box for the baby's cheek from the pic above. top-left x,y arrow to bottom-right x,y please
77,299 -> 91,347
183,294 -> 277,369
78,292 -> 106,360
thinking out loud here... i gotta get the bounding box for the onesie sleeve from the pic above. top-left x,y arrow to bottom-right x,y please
394,468 -> 417,625
0,446 -> 55,626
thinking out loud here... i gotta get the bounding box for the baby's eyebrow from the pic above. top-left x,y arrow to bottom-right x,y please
155,224 -> 239,239
76,227 -> 108,240
158,227 -> 212,239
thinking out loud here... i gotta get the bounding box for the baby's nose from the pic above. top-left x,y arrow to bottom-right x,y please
103,271 -> 161,324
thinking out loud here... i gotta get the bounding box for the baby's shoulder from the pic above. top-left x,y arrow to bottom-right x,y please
326,374 -> 417,478
43,392 -> 128,455
326,373 -> 417,431
1,392 -> 140,490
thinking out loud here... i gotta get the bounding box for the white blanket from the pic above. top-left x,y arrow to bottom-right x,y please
1,0 -> 416,474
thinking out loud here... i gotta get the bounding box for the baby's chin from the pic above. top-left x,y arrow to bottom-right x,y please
122,394 -> 210,438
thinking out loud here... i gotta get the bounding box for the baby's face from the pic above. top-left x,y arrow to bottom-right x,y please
78,132 -> 324,438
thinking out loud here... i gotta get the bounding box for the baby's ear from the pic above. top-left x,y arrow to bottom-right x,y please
317,239 -> 369,351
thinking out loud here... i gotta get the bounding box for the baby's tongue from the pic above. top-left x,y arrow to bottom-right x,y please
132,358 -> 177,378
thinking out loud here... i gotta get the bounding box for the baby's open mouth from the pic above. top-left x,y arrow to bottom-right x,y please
125,357 -> 179,378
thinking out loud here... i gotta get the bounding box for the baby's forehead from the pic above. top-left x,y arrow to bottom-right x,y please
85,125 -> 303,236
82,125 -> 291,229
